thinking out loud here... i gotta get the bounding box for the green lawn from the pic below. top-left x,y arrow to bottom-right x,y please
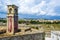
39,24 -> 60,30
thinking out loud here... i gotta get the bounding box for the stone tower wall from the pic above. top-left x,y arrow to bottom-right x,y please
7,5 -> 18,34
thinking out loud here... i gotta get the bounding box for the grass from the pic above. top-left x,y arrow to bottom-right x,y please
40,24 -> 60,30
0,23 -> 60,37
0,23 -> 60,31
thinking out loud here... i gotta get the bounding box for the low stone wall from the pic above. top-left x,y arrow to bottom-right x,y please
0,33 -> 45,40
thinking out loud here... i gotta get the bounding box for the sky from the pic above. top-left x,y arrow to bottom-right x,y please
0,0 -> 60,20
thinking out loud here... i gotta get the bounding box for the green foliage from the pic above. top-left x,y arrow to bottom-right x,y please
36,27 -> 39,30
18,19 -> 60,24
30,20 -> 40,24
18,20 -> 26,24
2,20 -> 7,23
0,19 -> 60,24
31,26 -> 39,30
0,20 -> 7,23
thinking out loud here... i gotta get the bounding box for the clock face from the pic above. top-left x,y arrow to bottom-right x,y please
8,16 -> 12,32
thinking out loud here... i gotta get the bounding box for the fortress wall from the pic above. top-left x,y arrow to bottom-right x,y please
0,33 -> 45,40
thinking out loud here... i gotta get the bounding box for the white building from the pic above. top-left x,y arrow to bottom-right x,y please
51,31 -> 60,40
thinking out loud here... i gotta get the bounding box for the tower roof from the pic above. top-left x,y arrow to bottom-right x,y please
7,5 -> 18,8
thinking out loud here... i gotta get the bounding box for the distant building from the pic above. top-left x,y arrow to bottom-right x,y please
51,31 -> 60,40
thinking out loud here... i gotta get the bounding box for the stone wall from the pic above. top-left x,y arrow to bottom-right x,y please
0,33 -> 45,40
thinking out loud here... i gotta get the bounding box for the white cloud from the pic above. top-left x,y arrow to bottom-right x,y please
31,1 -> 47,15
46,0 -> 60,16
0,0 -> 60,16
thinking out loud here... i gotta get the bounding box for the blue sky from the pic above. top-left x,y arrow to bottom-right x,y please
0,0 -> 60,19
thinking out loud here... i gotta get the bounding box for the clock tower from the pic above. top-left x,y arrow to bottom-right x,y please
7,5 -> 18,34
